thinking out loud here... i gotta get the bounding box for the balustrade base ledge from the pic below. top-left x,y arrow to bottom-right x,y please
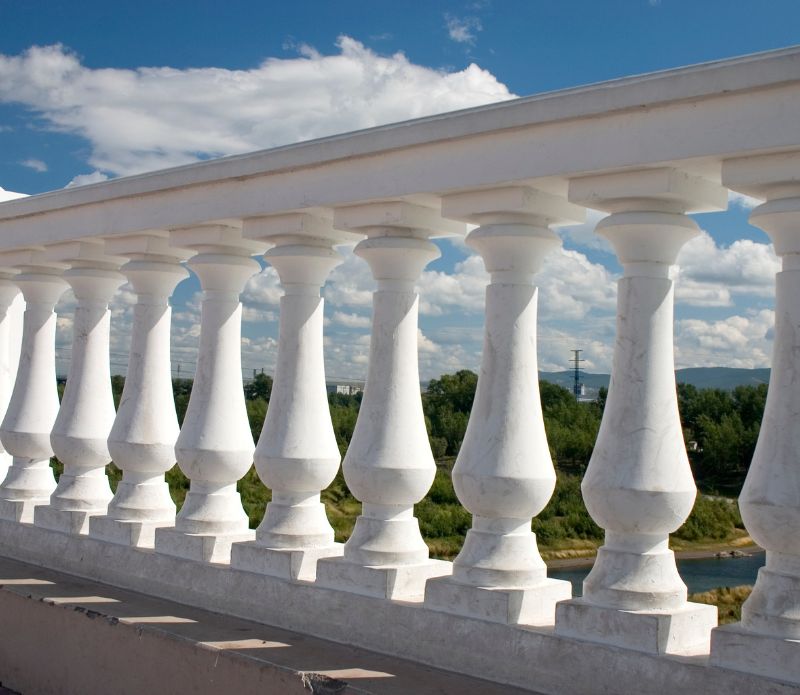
0,519 -> 795,695
89,515 -> 174,549
315,556 -> 452,601
555,597 -> 718,656
711,624 -> 800,685
34,505 -> 99,536
154,526 -> 255,564
231,540 -> 344,582
424,575 -> 571,626
0,497 -> 45,524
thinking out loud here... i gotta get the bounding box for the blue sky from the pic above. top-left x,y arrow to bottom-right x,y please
0,0 -> 797,379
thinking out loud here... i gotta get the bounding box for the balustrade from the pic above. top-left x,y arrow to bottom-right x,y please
0,250 -> 66,523
0,271 -> 20,484
425,186 -> 581,625
153,225 -> 265,563
710,151 -> 800,684
34,241 -> 125,535
231,214 -> 358,581
89,233 -> 190,548
0,49 -> 796,692
554,168 -> 727,655
314,202 -> 461,600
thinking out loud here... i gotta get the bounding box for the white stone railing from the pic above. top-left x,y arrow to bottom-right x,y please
0,48 -> 798,694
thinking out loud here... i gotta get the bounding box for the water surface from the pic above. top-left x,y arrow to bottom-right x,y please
549,551 -> 765,596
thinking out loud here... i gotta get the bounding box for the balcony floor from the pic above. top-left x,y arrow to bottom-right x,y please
0,555 -> 538,695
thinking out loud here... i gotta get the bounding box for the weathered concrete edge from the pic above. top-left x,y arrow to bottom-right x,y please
0,520 -> 795,695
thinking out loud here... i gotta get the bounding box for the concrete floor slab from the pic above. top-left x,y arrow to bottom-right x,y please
0,555 -> 537,695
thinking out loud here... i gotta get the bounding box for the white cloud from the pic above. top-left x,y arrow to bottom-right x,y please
728,189 -> 763,210
0,40 -> 514,177
558,209 -> 613,253
417,329 -> 439,354
444,14 -> 483,44
324,247 -> 374,308
242,266 -> 282,306
332,310 -> 371,328
65,170 -> 109,188
675,231 -> 778,307
675,310 -> 774,369
20,158 -> 47,172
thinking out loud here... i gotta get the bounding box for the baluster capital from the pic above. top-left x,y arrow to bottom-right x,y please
243,213 -> 359,288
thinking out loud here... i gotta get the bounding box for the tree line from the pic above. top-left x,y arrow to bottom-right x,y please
98,369 -> 764,555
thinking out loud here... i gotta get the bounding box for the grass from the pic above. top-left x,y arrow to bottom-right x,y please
84,458 -> 749,563
689,585 -> 753,624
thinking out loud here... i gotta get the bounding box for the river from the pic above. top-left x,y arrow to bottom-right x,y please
549,551 -> 766,596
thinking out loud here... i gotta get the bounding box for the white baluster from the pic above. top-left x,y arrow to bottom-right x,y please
0,272 -> 21,484
33,241 -> 124,534
425,187 -> 581,624
316,202 -> 462,600
155,225 -> 264,563
232,214 -> 360,581
555,169 -> 725,654
711,151 -> 800,684
90,234 -> 190,548
0,250 -> 67,522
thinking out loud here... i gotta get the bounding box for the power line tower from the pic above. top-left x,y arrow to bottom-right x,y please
570,349 -> 585,399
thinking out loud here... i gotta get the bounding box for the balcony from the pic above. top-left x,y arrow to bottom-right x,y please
0,46 -> 798,694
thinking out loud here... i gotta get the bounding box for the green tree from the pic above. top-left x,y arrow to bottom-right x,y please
244,373 -> 273,401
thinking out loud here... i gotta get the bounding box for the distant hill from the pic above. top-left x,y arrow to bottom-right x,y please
540,367 -> 770,393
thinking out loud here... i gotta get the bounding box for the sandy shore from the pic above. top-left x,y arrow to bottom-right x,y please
545,542 -> 763,570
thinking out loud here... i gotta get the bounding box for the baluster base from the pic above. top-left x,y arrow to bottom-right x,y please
315,556 -> 451,601
710,624 -> 800,685
555,598 -> 717,655
0,497 -> 49,524
33,506 -> 107,535
231,542 -> 343,582
154,526 -> 255,564
424,575 -> 571,626
89,516 -> 174,549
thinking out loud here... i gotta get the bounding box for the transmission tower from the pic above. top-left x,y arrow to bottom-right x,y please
570,349 -> 585,399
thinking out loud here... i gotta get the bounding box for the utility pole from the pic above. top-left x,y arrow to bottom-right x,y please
570,349 -> 584,399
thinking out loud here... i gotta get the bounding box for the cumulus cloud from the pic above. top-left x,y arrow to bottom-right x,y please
332,310 -> 371,328
675,231 -> 778,307
242,266 -> 282,307
20,158 -> 47,173
0,40 -> 514,177
728,189 -> 763,210
676,310 -> 774,369
65,170 -> 109,188
558,209 -> 613,253
444,14 -> 483,44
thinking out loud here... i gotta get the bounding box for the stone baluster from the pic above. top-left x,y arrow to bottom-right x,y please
555,168 -> 726,655
0,272 -> 21,484
232,213 -> 360,581
0,250 -> 67,523
711,152 -> 800,685
33,242 -> 125,535
316,202 -> 462,600
154,225 -> 264,563
424,187 -> 582,625
89,234 -> 190,548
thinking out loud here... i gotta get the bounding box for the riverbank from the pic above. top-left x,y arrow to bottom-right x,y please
545,536 -> 761,570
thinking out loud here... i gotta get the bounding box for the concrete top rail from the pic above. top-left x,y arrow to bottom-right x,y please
0,45 -> 798,247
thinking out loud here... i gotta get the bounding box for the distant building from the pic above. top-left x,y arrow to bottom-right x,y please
327,382 -> 363,396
